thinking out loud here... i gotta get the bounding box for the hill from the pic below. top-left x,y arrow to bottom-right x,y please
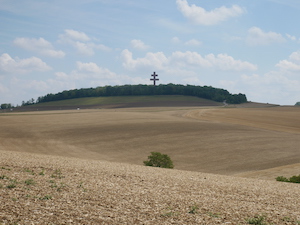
22,84 -> 247,106
16,95 -> 223,111
2,106 -> 300,177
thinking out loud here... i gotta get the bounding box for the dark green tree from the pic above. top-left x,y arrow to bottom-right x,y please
143,152 -> 174,169
1,103 -> 12,109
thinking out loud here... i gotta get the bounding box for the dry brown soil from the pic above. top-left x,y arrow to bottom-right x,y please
1,105 -> 300,224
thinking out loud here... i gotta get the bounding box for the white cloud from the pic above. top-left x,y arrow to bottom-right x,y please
72,61 -> 120,81
276,51 -> 300,71
276,60 -> 300,71
238,55 -> 300,104
77,61 -> 103,74
205,53 -> 257,71
246,27 -> 286,46
73,42 -> 94,56
58,29 -> 111,56
121,50 -> 257,72
93,43 -> 111,52
170,51 -> 211,68
130,39 -> 150,50
75,62 -> 117,80
55,72 -> 69,80
59,29 -> 90,42
52,62 -> 145,88
0,53 -> 51,73
184,39 -> 202,46
288,51 -> 300,62
13,37 -> 65,58
121,49 -> 168,71
241,71 -> 300,98
176,0 -> 245,25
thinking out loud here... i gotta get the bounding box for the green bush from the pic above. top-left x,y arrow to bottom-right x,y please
276,176 -> 289,182
143,152 -> 174,168
289,175 -> 300,183
276,174 -> 300,183
247,215 -> 266,225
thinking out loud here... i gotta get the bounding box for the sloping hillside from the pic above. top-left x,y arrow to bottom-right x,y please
2,106 -> 300,177
16,95 -> 223,111
1,106 -> 300,224
1,150 -> 300,224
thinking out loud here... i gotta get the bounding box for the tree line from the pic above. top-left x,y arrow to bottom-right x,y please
35,84 -> 247,104
0,103 -> 13,109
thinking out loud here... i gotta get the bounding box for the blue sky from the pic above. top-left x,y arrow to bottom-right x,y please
1,0 -> 300,105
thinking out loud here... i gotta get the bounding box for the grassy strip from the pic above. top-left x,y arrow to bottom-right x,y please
27,95 -> 216,107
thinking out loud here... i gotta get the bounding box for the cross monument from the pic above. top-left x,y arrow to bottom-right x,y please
150,72 -> 159,86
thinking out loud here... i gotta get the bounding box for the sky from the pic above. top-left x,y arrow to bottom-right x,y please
1,0 -> 300,106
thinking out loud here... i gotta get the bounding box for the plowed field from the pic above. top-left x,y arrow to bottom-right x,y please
1,105 -> 300,224
1,106 -> 300,177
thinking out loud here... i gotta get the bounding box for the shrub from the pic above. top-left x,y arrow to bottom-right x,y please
276,176 -> 289,182
276,174 -> 300,183
247,215 -> 267,225
289,175 -> 300,183
143,152 -> 174,168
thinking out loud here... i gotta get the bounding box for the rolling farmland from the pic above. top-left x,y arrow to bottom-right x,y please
1,99 -> 300,224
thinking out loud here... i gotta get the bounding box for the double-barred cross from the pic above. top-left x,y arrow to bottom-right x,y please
150,72 -> 159,86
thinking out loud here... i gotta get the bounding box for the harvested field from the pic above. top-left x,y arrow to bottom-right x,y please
1,150 -> 300,224
1,104 -> 300,224
1,106 -> 300,177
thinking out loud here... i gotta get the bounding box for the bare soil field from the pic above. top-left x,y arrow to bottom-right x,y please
1,104 -> 300,224
1,105 -> 299,177
1,150 -> 300,224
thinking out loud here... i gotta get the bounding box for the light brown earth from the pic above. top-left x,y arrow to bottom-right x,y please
1,104 -> 300,224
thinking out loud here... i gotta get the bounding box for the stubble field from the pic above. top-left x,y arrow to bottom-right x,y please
1,104 -> 300,224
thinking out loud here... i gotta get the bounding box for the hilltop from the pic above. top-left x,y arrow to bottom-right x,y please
19,83 -> 247,106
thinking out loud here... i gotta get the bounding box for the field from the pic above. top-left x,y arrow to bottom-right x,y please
17,95 -> 223,111
1,99 -> 300,224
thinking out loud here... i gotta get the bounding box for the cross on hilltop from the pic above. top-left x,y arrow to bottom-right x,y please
150,72 -> 159,86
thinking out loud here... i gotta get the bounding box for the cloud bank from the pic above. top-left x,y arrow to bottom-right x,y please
121,50 -> 257,72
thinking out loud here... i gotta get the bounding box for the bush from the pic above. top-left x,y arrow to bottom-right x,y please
246,215 -> 266,225
289,175 -> 300,183
276,174 -> 300,183
276,176 -> 289,182
143,152 -> 174,168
